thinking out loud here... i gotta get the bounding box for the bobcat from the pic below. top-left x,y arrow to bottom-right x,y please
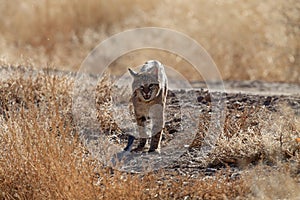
124,60 -> 168,153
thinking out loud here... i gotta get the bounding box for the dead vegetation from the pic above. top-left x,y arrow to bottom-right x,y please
0,71 -> 249,199
0,72 -> 100,199
0,70 -> 299,199
208,106 -> 300,167
194,94 -> 300,170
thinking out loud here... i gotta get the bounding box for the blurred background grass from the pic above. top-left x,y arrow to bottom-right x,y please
0,0 -> 299,82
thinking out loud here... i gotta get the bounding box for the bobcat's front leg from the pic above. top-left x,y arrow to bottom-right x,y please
149,104 -> 164,152
131,116 -> 147,152
124,135 -> 135,151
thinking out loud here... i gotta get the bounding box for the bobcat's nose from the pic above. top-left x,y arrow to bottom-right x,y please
143,91 -> 151,100
144,92 -> 151,99
141,86 -> 152,100
143,87 -> 150,94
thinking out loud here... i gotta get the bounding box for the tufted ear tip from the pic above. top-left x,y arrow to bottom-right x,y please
128,68 -> 138,77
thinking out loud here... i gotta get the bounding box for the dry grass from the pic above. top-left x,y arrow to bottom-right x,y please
245,164 -> 300,199
195,102 -> 300,168
0,0 -> 299,82
95,73 -> 121,134
0,73 -> 100,199
0,70 -> 299,199
194,99 -> 300,199
0,71 -> 248,199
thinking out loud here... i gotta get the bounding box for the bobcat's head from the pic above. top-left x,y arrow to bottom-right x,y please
129,61 -> 161,102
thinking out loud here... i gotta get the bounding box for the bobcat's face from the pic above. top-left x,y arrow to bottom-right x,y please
136,83 -> 160,102
129,61 -> 164,102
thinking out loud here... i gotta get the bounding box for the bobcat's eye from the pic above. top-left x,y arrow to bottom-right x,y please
140,86 -> 144,90
149,84 -> 154,88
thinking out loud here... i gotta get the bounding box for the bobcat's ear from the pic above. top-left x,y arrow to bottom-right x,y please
128,68 -> 138,77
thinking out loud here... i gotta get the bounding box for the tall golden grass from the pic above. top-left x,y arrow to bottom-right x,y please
0,0 -> 299,82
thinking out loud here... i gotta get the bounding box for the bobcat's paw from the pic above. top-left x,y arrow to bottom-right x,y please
148,148 -> 161,154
